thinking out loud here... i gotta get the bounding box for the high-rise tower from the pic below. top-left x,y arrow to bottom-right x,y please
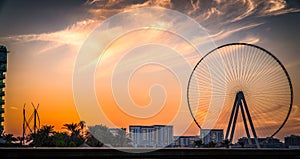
0,45 -> 7,134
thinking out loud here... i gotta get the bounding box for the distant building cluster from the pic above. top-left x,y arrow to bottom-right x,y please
129,125 -> 202,148
232,135 -> 300,148
236,137 -> 284,148
127,124 -> 300,148
129,125 -> 173,147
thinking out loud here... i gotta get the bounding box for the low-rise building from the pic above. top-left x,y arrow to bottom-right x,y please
129,125 -> 173,147
200,129 -> 224,144
173,136 -> 200,147
285,135 -> 300,148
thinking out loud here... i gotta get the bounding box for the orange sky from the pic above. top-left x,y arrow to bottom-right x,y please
1,0 -> 300,143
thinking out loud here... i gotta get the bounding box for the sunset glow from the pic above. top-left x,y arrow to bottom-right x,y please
0,0 -> 299,143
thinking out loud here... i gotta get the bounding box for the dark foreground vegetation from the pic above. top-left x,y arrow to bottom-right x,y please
0,121 -> 224,148
0,121 -> 131,147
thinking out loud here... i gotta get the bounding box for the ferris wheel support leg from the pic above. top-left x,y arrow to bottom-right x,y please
240,101 -> 253,145
241,95 -> 260,148
225,93 -> 239,141
229,100 -> 240,143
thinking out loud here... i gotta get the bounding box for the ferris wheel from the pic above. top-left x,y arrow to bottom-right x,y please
187,43 -> 293,147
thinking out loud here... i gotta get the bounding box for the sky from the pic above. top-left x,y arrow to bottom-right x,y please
0,0 -> 299,142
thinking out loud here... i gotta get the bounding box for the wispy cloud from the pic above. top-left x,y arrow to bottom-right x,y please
229,0 -> 256,23
85,0 -> 173,21
196,0 -> 300,23
240,37 -> 260,44
1,19 -> 97,54
209,22 -> 264,42
187,0 -> 201,15
2,0 -> 298,53
260,0 -> 300,16
202,7 -> 223,21
191,0 -> 300,43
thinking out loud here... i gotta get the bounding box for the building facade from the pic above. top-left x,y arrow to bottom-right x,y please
285,135 -> 300,148
129,125 -> 173,147
0,45 -> 7,136
200,129 -> 224,144
173,136 -> 200,147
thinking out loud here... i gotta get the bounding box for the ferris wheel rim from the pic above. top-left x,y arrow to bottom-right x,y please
187,42 -> 293,137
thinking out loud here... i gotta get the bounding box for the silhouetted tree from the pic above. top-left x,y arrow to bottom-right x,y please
194,139 -> 203,148
113,128 -> 131,147
30,125 -> 55,146
222,139 -> 231,148
2,133 -> 17,146
62,121 -> 85,146
87,124 -> 114,147
205,141 -> 216,148
63,123 -> 80,136
0,121 -> 132,147
52,132 -> 69,147
85,131 -> 104,147
86,125 -> 129,147
238,141 -> 245,148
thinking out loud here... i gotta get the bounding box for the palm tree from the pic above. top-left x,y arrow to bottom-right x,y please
86,125 -> 131,147
78,121 -> 85,130
52,132 -> 69,147
87,124 -> 114,146
41,125 -> 55,135
78,121 -> 87,139
30,125 -> 55,146
113,128 -> 131,147
85,131 -> 103,147
62,122 -> 85,146
63,122 -> 80,136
